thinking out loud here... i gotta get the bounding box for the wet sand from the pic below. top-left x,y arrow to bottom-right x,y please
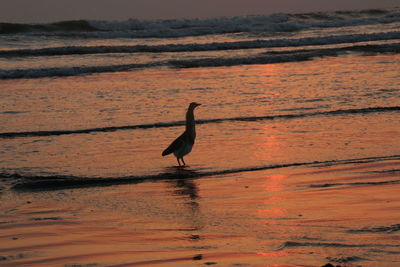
1,156 -> 399,266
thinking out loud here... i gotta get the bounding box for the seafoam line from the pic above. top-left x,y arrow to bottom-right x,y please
8,154 -> 400,191
1,31 -> 400,57
1,106 -> 399,139
1,43 -> 399,79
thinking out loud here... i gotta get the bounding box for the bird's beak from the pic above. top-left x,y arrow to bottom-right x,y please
195,103 -> 201,107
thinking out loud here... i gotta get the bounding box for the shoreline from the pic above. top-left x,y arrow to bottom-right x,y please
1,156 -> 399,266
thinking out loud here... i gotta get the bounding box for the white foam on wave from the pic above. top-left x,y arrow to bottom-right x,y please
5,8 -> 399,39
86,8 -> 400,38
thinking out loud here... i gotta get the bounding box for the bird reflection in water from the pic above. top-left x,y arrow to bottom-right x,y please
165,167 -> 200,205
164,167 -> 204,240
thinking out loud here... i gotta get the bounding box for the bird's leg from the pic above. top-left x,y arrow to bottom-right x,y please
181,157 -> 186,166
177,157 -> 181,166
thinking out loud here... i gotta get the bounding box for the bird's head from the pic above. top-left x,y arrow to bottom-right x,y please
189,102 -> 201,110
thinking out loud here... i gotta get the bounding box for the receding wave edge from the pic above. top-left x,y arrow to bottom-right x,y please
7,154 -> 400,191
1,43 -> 399,79
1,31 -> 399,58
1,106 -> 399,139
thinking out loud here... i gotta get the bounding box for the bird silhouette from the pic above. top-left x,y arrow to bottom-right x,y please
162,102 -> 201,166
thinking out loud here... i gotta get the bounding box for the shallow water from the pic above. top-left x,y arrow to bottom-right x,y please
1,8 -> 400,266
1,158 -> 400,266
0,54 -> 399,266
1,55 -> 399,178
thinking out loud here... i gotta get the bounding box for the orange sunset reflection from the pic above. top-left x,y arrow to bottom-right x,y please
254,129 -> 285,163
256,251 -> 289,258
257,174 -> 288,218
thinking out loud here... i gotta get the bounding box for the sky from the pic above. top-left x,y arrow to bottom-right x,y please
0,0 -> 399,23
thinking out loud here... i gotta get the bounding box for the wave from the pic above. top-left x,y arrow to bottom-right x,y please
347,224 -> 400,234
0,20 -> 99,34
309,179 -> 400,188
1,42 -> 399,79
325,256 -> 367,264
1,8 -> 399,38
169,42 -> 400,68
8,155 -> 400,191
0,62 -> 161,80
279,241 -> 372,249
1,106 -> 399,139
2,31 -> 400,57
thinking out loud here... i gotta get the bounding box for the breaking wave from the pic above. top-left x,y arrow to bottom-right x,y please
1,106 -> 399,138
1,8 -> 399,38
0,20 -> 98,34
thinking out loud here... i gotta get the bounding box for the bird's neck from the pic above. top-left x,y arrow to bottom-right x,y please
186,108 -> 196,142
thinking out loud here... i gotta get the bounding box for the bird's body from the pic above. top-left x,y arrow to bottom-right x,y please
162,102 -> 201,166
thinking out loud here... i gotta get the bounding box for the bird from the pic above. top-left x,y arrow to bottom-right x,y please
162,102 -> 201,166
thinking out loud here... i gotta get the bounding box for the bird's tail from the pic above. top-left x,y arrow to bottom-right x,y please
162,147 -> 173,156
162,133 -> 184,156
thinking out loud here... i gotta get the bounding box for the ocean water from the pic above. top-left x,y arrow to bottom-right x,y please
1,7 -> 399,178
0,7 -> 400,266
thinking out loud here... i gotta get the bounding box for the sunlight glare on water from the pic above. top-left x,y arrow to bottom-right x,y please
0,9 -> 400,266
0,55 -> 399,177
